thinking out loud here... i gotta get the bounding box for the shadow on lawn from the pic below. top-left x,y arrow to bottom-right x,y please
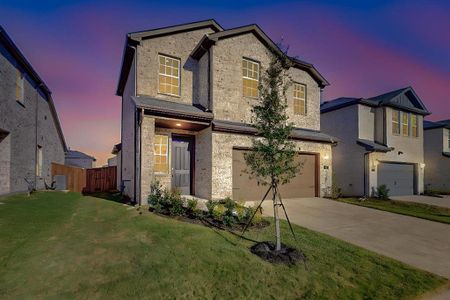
84,191 -> 132,204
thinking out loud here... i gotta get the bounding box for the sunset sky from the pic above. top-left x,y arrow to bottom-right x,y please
1,0 -> 449,165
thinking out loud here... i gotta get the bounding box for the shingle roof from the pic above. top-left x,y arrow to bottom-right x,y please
321,87 -> 430,115
190,24 -> 329,88
424,119 -> 450,130
132,96 -> 214,121
356,139 -> 394,153
212,120 -> 337,144
65,150 -> 96,161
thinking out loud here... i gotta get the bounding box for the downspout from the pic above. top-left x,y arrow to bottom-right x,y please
207,46 -> 212,112
138,108 -> 143,205
128,43 -> 137,203
34,84 -> 39,190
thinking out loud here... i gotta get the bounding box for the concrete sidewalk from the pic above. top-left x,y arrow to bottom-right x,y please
391,195 -> 450,209
261,197 -> 450,279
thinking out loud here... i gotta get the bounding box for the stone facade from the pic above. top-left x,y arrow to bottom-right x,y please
212,33 -> 321,129
211,131 -> 332,199
0,38 -> 65,195
118,21 -> 333,204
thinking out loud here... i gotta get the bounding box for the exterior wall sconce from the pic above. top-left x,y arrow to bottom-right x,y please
420,163 -> 426,168
323,154 -> 330,160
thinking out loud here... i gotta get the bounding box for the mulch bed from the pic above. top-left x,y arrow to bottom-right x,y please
250,241 -> 306,265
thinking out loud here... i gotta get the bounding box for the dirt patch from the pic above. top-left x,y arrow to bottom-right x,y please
250,241 -> 306,265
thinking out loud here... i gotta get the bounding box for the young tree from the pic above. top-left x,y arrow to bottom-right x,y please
244,51 -> 300,251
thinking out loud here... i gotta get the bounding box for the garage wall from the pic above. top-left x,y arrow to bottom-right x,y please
424,128 -> 450,192
211,131 -> 332,200
321,105 -> 365,196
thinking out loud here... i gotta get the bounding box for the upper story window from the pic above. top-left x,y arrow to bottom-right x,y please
447,129 -> 450,149
411,114 -> 418,137
293,83 -> 306,115
242,58 -> 259,98
15,68 -> 24,103
154,134 -> 169,173
158,55 -> 180,97
402,112 -> 409,136
392,110 -> 400,135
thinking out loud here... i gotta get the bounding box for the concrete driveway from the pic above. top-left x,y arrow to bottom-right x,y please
391,195 -> 450,209
261,197 -> 450,279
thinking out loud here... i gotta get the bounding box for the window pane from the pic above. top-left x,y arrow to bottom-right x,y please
158,55 -> 180,96
242,59 -> 259,97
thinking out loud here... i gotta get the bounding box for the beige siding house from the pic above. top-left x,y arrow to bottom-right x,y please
0,26 -> 66,195
321,87 -> 429,197
116,20 -> 336,205
423,120 -> 450,193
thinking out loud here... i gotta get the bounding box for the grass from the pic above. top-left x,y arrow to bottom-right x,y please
334,197 -> 450,224
0,192 -> 447,299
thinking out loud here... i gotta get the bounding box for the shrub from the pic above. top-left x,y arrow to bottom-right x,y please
235,205 -> 246,223
148,181 -> 166,212
377,184 -> 390,200
186,198 -> 198,215
212,204 -> 225,221
222,198 -> 236,226
206,200 -> 217,217
243,204 -> 263,225
168,190 -> 185,216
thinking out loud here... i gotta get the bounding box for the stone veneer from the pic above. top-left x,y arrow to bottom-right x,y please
212,33 -> 321,130
211,131 -> 332,200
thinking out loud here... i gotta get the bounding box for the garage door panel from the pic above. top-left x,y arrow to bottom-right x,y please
377,163 -> 414,196
232,150 -> 317,201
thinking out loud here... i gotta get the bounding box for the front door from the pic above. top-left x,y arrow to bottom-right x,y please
171,136 -> 193,195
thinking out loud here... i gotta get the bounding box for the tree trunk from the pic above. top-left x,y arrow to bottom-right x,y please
273,183 -> 281,251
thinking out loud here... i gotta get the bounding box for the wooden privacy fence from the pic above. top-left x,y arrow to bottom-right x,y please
85,166 -> 117,193
51,163 -> 86,193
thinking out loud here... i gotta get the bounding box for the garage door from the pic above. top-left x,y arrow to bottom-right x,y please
232,150 -> 317,201
377,163 -> 414,196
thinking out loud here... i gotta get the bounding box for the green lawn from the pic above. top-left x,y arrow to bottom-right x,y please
0,192 -> 447,299
334,198 -> 450,224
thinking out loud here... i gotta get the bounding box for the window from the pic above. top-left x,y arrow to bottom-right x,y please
158,55 -> 180,96
411,114 -> 418,137
293,83 -> 306,115
242,59 -> 259,98
402,112 -> 409,136
154,135 -> 169,173
15,68 -> 24,103
448,129 -> 450,149
36,146 -> 43,177
392,110 -> 400,134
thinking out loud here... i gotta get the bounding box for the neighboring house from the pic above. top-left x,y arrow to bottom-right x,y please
423,119 -> 450,193
116,19 -> 336,205
321,87 -> 429,197
0,26 -> 66,195
65,150 -> 96,169
107,156 -> 117,167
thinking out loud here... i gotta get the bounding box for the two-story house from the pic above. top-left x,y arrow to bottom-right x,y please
321,87 -> 429,197
423,119 -> 450,193
65,150 -> 96,169
0,26 -> 66,195
116,20 -> 336,205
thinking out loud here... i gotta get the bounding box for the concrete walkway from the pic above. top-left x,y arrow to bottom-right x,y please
261,197 -> 450,279
391,195 -> 450,209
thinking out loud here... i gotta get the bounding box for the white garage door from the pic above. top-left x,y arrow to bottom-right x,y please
377,163 -> 415,196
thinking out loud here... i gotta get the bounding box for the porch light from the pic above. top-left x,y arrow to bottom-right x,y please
420,163 -> 426,168
175,123 -> 182,127
323,154 -> 330,160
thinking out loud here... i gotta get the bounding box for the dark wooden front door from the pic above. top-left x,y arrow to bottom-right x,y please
171,136 -> 193,195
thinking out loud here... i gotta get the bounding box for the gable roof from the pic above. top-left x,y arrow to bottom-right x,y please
116,19 -> 223,96
321,87 -> 430,115
0,25 -> 67,151
65,150 -> 96,161
190,24 -> 329,88
424,119 -> 450,130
